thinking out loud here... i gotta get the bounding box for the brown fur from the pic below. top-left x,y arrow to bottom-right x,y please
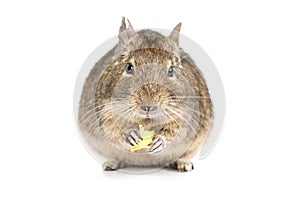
78,17 -> 213,172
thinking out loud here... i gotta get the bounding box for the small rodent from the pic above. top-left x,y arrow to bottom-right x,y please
78,17 -> 213,172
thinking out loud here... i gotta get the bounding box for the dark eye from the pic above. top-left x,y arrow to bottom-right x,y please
125,63 -> 134,74
168,66 -> 174,77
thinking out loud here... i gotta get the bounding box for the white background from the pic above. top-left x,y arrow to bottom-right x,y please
0,0 -> 299,199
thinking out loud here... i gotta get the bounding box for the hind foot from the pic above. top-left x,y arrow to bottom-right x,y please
102,160 -> 122,171
170,160 -> 194,172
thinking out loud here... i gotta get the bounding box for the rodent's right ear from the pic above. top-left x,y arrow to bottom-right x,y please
114,17 -> 136,61
118,16 -> 136,43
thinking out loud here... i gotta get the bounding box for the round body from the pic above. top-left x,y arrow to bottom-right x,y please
78,19 -> 213,170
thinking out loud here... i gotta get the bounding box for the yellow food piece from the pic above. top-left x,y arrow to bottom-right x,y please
131,125 -> 154,152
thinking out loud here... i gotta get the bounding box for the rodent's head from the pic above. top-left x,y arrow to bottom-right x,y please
96,18 -> 198,129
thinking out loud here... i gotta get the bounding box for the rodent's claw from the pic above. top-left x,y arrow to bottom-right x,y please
127,130 -> 142,146
148,136 -> 165,154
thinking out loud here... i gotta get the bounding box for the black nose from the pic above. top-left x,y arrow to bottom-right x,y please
141,105 -> 158,112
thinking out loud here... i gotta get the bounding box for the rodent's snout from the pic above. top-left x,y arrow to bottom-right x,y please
129,83 -> 178,120
140,105 -> 158,113
138,101 -> 160,117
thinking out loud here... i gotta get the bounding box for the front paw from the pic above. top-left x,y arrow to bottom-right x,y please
148,135 -> 166,154
126,130 -> 142,146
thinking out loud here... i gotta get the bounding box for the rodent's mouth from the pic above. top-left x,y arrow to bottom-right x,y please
137,111 -> 160,120
135,107 -> 168,122
135,104 -> 160,119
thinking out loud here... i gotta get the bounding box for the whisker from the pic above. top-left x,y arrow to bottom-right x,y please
79,103 -> 128,125
164,106 -> 198,134
78,103 -> 116,122
80,101 -> 112,111
81,103 -> 131,131
110,107 -> 134,129
173,96 -> 211,99
116,108 -> 135,129
86,106 -> 130,133
166,103 -> 206,117
122,110 -> 136,128
162,109 -> 182,128
180,110 -> 210,128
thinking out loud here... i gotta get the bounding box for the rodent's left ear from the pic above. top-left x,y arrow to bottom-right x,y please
169,22 -> 182,45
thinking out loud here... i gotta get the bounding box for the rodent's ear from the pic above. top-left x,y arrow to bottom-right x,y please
114,17 -> 136,60
169,22 -> 182,45
118,16 -> 136,42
